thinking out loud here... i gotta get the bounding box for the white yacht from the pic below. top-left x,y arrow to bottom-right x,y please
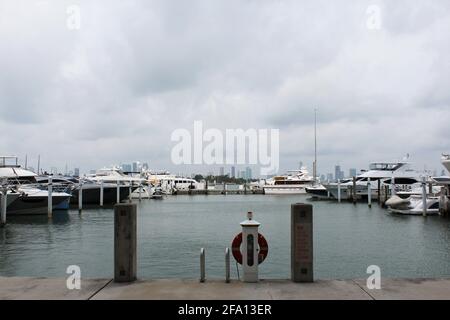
144,170 -> 201,194
387,195 -> 440,215
263,168 -> 315,195
323,161 -> 423,200
87,167 -> 145,184
0,156 -> 71,215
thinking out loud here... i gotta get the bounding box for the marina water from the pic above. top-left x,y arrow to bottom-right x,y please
1,195 -> 449,279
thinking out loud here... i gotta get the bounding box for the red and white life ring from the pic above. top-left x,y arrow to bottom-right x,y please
231,232 -> 268,265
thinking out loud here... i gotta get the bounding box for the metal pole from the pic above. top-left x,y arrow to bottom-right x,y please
337,179 -> 341,203
367,177 -> 372,208
352,176 -> 357,204
78,181 -> 83,213
422,177 -> 427,217
313,108 -> 317,184
1,188 -> 7,226
48,176 -> 53,218
200,248 -> 205,283
100,180 -> 104,207
225,247 -> 230,283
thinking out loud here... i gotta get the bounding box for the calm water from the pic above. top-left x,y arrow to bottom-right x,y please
1,195 -> 449,280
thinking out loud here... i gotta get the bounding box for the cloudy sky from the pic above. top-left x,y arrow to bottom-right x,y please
1,0 -> 449,177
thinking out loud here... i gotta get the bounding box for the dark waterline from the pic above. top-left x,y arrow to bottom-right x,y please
1,195 -> 449,280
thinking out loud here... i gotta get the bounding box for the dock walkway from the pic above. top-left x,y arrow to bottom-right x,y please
1,277 -> 449,300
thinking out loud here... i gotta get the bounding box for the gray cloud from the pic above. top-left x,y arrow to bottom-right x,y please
1,0 -> 449,176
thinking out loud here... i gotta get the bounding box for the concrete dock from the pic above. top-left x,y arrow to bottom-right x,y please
1,277 -> 449,300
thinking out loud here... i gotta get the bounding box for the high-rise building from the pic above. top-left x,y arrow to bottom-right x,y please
349,168 -> 357,178
74,168 -> 80,177
231,166 -> 236,178
326,173 -> 333,182
219,167 -> 224,176
245,167 -> 252,180
335,165 -> 344,181
132,161 -> 140,173
121,164 -> 132,172
142,163 -> 149,171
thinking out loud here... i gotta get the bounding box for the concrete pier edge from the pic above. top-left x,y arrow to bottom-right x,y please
1,277 -> 449,300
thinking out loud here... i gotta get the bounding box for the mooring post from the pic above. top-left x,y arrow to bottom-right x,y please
138,182 -> 142,201
421,177 -> 427,217
78,181 -> 83,213
48,176 -> 53,218
100,180 -> 104,207
428,182 -> 433,195
116,180 -> 120,204
225,247 -> 230,283
377,179 -> 381,205
205,180 -> 209,195
391,177 -> 396,196
114,203 -> 137,282
0,187 -> 7,227
291,203 -> 314,282
337,179 -> 341,203
367,177 -> 372,208
200,248 -> 205,283
352,176 -> 357,204
129,180 -> 132,203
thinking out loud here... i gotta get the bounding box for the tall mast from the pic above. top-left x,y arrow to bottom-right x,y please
314,108 -> 317,183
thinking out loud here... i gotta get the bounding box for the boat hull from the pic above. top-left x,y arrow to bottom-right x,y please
7,194 -> 71,215
263,186 -> 309,195
70,185 -> 133,205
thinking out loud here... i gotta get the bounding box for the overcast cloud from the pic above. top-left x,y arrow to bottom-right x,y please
1,0 -> 449,176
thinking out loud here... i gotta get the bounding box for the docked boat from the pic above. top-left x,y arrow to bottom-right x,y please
0,156 -> 71,215
323,161 -> 423,201
263,168 -> 314,195
387,195 -> 440,215
144,170 -> 201,194
305,184 -> 329,199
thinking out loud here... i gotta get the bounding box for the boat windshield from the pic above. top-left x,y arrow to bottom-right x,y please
369,163 -> 404,171
0,156 -> 19,168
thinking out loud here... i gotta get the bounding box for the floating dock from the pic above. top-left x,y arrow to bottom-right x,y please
1,277 -> 449,300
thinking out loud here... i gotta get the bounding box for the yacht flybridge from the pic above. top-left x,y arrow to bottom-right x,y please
322,161 -> 425,200
0,156 -> 71,215
263,168 -> 315,194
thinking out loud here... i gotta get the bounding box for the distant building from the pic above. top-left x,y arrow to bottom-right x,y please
89,170 -> 96,174
50,167 -> 58,175
121,164 -> 132,172
142,163 -> 149,171
219,167 -> 224,176
326,173 -> 333,182
245,167 -> 252,180
132,161 -> 140,173
349,168 -> 357,178
334,165 -> 344,181
74,168 -> 80,177
231,166 -> 236,178
320,174 -> 326,182
442,169 -> 447,176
